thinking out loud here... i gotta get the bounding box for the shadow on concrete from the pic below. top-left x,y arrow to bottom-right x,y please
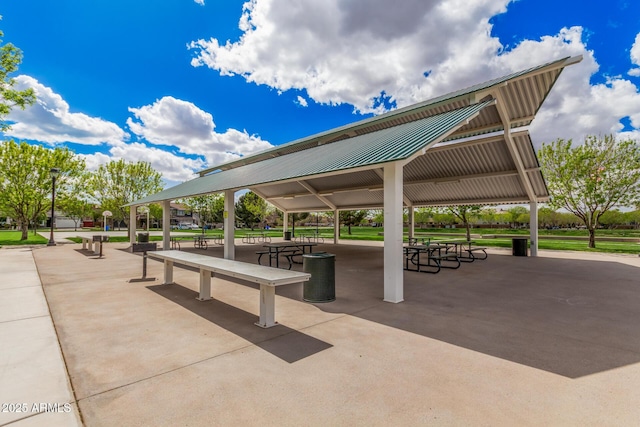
232,243 -> 640,378
147,283 -> 332,363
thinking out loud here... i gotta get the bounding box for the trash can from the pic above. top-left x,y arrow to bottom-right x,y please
303,253 -> 336,302
137,232 -> 149,243
284,231 -> 292,241
512,238 -> 528,256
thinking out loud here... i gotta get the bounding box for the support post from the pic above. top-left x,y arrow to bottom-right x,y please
224,190 -> 235,260
164,260 -> 174,285
255,284 -> 277,328
197,269 -> 212,301
162,200 -> 171,250
129,205 -> 137,244
383,163 -> 404,303
334,210 -> 339,244
530,200 -> 538,257
408,206 -> 415,242
283,211 -> 289,236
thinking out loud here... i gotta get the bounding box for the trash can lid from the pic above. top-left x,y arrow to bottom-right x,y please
302,252 -> 334,258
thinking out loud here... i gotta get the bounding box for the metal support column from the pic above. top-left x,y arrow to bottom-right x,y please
383,163 -> 404,303
224,190 -> 235,260
162,200 -> 171,250
530,200 -> 538,257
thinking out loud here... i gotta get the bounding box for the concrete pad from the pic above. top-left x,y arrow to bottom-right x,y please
28,241 -> 640,425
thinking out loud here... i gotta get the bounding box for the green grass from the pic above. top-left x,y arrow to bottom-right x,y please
3,226 -> 639,255
0,230 -> 49,246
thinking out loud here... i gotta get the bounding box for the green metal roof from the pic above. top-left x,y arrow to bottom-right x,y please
129,100 -> 493,206
198,56 -> 581,175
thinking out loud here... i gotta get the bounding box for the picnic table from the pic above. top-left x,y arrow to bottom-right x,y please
242,232 -> 272,244
192,234 -> 223,249
403,244 -> 460,274
437,239 -> 488,262
258,242 -> 318,269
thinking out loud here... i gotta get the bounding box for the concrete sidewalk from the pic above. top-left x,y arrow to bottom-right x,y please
0,247 -> 81,426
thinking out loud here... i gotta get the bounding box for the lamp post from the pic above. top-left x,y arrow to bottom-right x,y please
47,168 -> 60,246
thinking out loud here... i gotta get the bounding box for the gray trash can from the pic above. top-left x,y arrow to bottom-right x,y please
303,253 -> 335,303
284,231 -> 292,241
137,232 -> 149,243
512,238 -> 528,256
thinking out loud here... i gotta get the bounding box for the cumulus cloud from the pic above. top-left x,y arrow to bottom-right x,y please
189,0 -> 640,146
629,33 -> 640,77
5,75 -> 128,146
126,96 -> 273,165
194,0 -> 205,4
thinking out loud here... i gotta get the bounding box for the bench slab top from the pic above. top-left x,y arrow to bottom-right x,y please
148,250 -> 310,286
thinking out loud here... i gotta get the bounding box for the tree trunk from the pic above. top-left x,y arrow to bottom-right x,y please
588,228 -> 596,248
21,225 -> 28,240
465,222 -> 471,241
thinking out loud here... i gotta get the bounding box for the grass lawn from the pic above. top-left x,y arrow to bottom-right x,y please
0,230 -> 49,246
3,226 -> 639,255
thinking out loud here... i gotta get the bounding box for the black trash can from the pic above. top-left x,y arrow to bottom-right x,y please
283,231 -> 292,241
137,232 -> 149,243
303,253 -> 335,303
512,238 -> 528,256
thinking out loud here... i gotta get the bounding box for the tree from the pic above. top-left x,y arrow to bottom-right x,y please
57,194 -> 94,231
235,191 -> 267,230
148,203 -> 164,228
85,159 -> 163,232
447,205 -> 481,241
505,206 -> 528,228
599,209 -> 625,229
539,135 -> 640,248
1,18 -> 36,131
0,140 -> 85,239
339,210 -> 368,235
182,194 -> 224,231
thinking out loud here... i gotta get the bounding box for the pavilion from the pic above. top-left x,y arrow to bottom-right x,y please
128,55 -> 582,303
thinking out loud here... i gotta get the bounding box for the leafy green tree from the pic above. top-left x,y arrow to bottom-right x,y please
414,207 -> 435,227
478,207 -> 496,227
339,210 -> 368,235
599,209 -> 625,229
148,203 -> 163,228
505,206 -> 528,228
447,205 -> 481,241
235,191 -> 267,230
539,135 -> 640,248
85,159 -> 163,232
0,18 -> 36,131
0,140 -> 85,239
182,194 -> 224,231
57,193 -> 94,231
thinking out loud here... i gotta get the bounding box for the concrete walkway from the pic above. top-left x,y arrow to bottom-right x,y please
3,240 -> 640,426
0,247 -> 82,426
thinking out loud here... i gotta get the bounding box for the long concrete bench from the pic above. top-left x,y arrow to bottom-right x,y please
147,250 -> 311,328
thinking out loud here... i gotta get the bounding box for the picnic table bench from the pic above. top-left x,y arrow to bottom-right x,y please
148,250 -> 310,328
403,244 -> 460,274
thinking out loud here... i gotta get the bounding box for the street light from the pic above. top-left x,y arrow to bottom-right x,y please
47,167 -> 60,246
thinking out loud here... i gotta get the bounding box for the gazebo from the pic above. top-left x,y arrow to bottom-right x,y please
129,55 -> 582,303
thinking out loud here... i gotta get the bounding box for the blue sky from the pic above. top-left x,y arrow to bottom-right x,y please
2,0 -> 640,186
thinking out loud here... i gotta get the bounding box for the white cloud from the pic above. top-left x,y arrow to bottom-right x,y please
126,96 -> 273,166
189,0 -> 640,146
5,76 -> 128,146
194,0 -> 205,5
295,95 -> 308,107
629,33 -> 640,76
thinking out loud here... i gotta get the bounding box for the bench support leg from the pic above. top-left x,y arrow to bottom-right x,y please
93,241 -> 101,255
163,260 -> 174,285
255,284 -> 277,328
197,269 -> 212,301
88,240 -> 93,252
81,239 -> 87,250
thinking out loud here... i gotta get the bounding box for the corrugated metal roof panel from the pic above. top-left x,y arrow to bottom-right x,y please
130,101 -> 491,205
